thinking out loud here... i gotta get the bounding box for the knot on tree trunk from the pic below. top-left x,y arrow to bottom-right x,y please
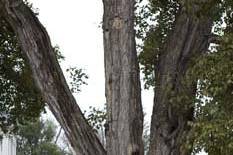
112,17 -> 123,29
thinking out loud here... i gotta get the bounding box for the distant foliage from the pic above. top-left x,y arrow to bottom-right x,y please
16,119 -> 71,155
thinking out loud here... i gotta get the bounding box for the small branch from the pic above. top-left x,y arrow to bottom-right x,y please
55,126 -> 62,144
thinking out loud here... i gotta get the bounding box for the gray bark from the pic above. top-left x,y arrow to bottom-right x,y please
102,0 -> 144,155
0,1 -> 106,155
149,8 -> 213,155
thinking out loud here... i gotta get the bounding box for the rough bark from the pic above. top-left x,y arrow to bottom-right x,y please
149,8 -> 213,155
0,1 -> 106,155
102,0 -> 144,155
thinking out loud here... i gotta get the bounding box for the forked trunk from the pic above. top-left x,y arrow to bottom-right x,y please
149,8 -> 213,155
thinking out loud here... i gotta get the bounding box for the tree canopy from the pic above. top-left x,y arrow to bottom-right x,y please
137,0 -> 233,154
0,0 -> 233,154
16,118 -> 72,155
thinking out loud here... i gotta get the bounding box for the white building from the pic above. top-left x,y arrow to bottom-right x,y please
0,136 -> 16,155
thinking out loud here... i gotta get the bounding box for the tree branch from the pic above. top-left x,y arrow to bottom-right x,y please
0,1 -> 106,155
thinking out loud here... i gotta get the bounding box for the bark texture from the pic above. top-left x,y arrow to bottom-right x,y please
102,0 -> 144,155
149,8 -> 213,155
0,1 -> 106,155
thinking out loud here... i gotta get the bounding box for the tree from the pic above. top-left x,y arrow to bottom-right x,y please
188,12 -> 233,154
102,0 -> 144,154
0,1 -> 105,155
17,119 -> 71,155
1,0 -> 143,155
148,1 -> 214,154
0,0 -> 233,155
137,0 -> 233,154
0,13 -> 87,134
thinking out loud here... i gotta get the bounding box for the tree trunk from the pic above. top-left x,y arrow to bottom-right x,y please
149,8 -> 213,155
0,1 -> 106,155
102,0 -> 144,155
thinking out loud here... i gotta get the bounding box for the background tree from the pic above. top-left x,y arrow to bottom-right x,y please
16,119 -> 71,155
0,0 -> 233,155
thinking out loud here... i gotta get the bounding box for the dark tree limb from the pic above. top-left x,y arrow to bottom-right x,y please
0,1 -> 106,154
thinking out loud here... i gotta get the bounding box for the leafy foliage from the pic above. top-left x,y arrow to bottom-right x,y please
16,119 -> 71,155
1,0 -> 233,154
84,106 -> 106,131
66,67 -> 88,93
136,0 -> 233,154
188,31 -> 233,154
180,2 -> 233,153
84,106 -> 107,147
0,18 -> 44,133
54,46 -> 65,62
136,0 -> 179,89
